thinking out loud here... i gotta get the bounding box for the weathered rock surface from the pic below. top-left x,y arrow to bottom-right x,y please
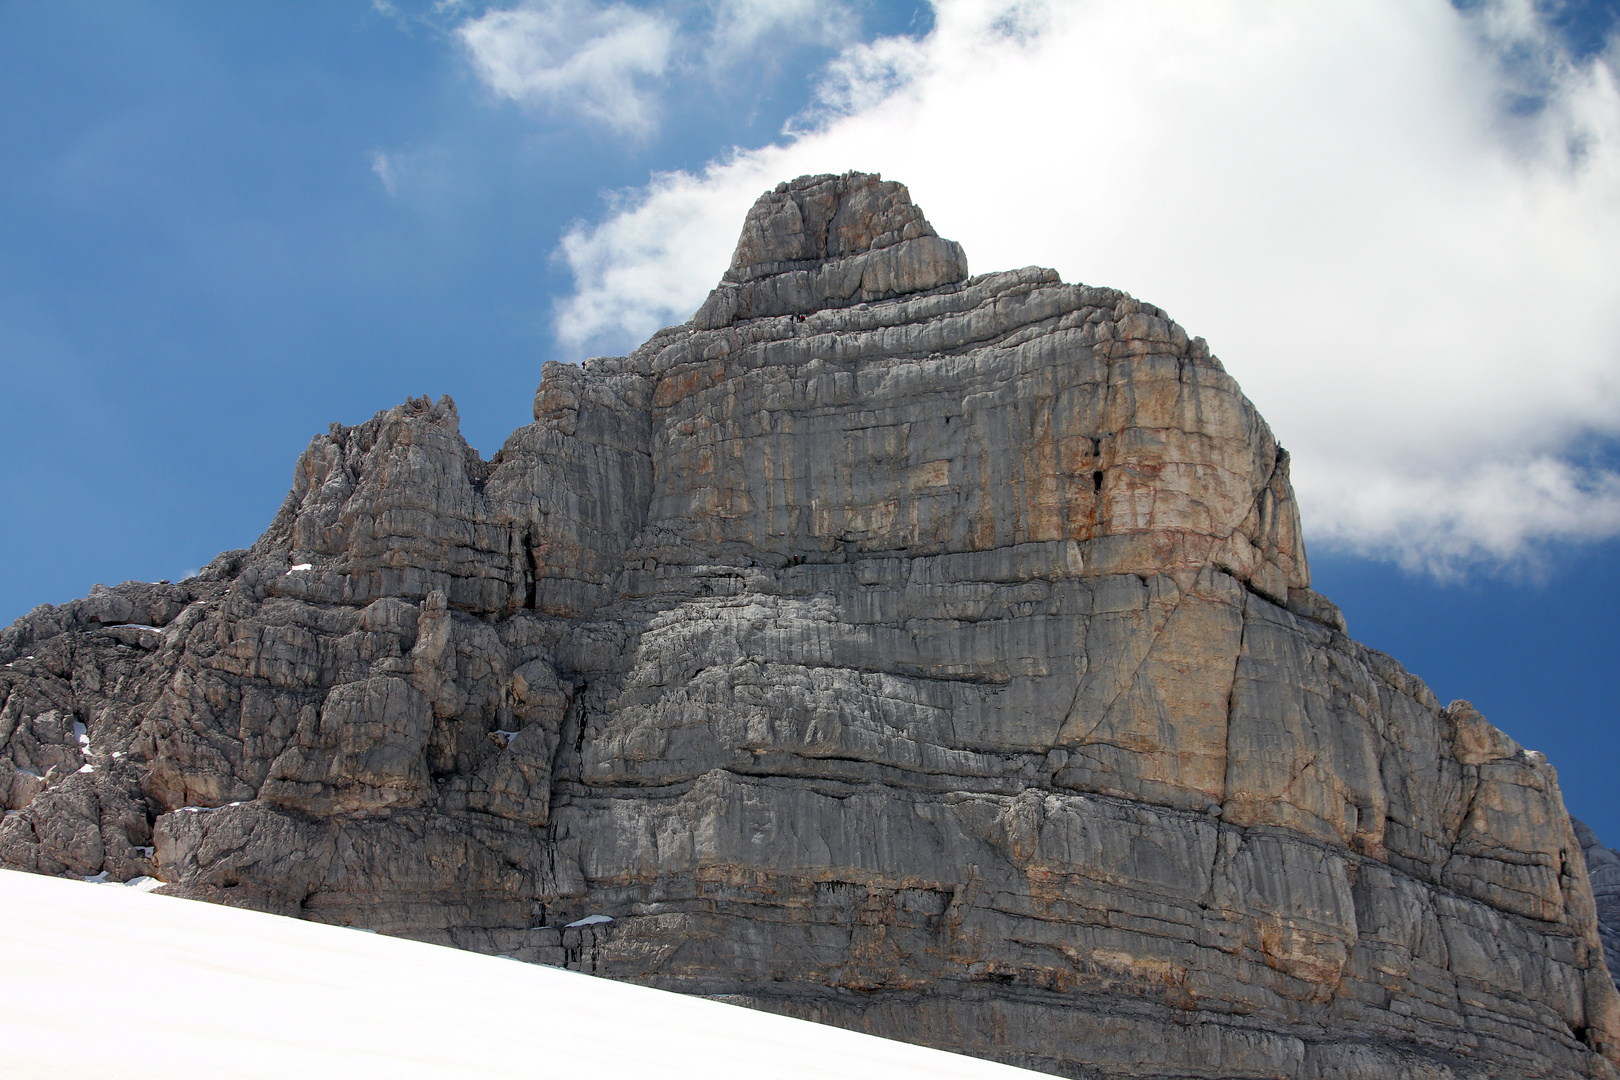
3,171 -> 1617,1078
1576,819 -> 1620,993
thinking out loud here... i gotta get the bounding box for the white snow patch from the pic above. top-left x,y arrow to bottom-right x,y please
135,847 -> 155,859
108,876 -> 165,893
76,763 -> 94,774
0,870 -> 1042,1080
82,871 -> 110,884
286,564 -> 314,575
566,914 -> 614,927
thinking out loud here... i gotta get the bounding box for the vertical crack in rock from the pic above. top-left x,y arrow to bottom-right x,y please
3,170 -> 1618,1078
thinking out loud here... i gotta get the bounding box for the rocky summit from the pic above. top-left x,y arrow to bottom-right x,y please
3,172 -> 1617,1079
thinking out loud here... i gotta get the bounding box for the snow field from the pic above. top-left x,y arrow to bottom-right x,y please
0,868 -> 1046,1079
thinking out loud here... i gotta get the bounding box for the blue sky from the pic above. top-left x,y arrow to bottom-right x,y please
3,0 -> 1619,837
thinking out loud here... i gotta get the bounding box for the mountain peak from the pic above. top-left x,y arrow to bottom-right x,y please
4,173 -> 1618,1080
693,171 -> 968,328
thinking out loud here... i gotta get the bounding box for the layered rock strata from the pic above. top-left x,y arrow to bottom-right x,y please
3,172 -> 1616,1079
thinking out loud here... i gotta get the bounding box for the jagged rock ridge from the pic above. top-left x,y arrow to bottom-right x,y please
2,172 -> 1617,1079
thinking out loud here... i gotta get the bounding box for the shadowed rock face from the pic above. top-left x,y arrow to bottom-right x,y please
3,171 -> 1617,1079
1576,819 -> 1620,992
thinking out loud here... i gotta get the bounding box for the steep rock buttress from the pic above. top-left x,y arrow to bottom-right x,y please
3,173 -> 1616,1080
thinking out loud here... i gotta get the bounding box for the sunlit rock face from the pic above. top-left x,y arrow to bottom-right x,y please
3,172 -> 1617,1079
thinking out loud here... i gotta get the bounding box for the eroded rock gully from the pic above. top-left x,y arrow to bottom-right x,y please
3,172 -> 1616,1078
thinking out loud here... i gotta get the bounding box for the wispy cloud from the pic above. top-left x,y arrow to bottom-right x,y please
552,0 -> 1620,574
456,0 -> 677,135
705,0 -> 857,68
453,0 -> 859,135
370,150 -> 398,196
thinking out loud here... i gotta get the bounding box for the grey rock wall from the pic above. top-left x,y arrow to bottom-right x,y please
1576,819 -> 1620,992
2,171 -> 1616,1079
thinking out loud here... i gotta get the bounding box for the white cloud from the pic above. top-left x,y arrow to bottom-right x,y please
456,0 -> 676,135
552,0 -> 1620,573
554,157 -> 777,349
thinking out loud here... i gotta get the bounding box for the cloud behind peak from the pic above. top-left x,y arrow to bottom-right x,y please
551,0 -> 1620,574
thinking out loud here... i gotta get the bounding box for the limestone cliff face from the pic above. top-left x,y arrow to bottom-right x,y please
1577,819 -> 1620,993
2,172 -> 1616,1079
